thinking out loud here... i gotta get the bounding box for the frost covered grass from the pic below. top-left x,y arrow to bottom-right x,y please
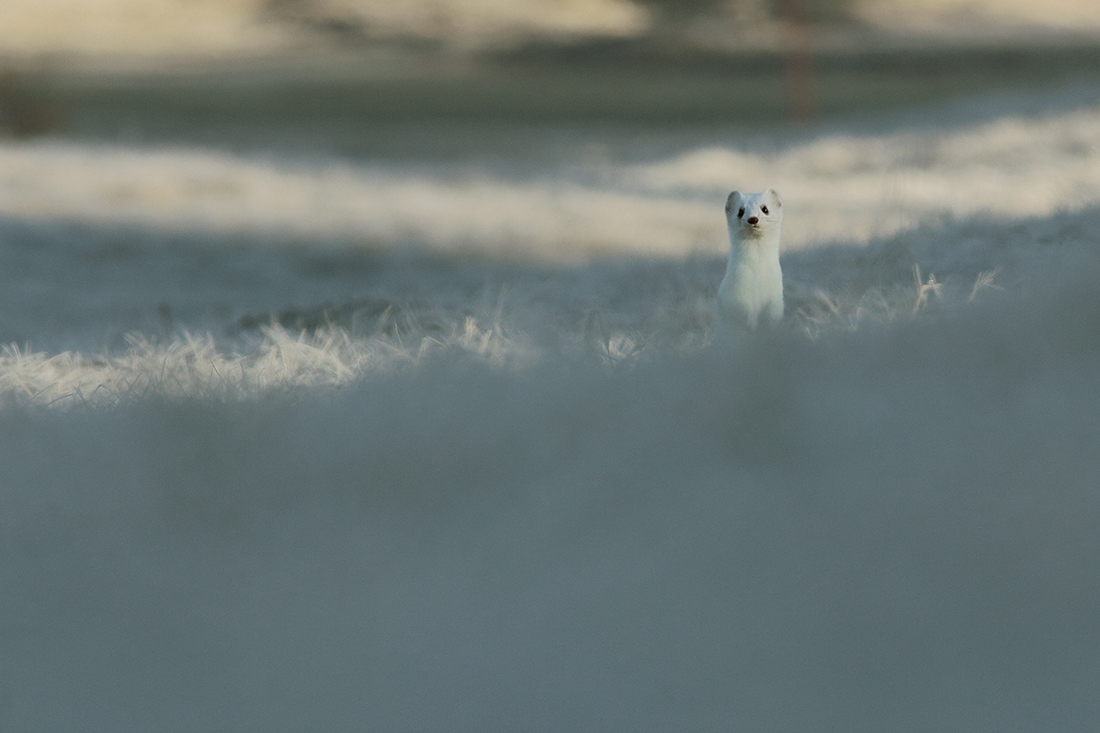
0,329 -> 373,406
0,198 -> 1090,407
0,316 -> 540,407
0,256 -> 1009,408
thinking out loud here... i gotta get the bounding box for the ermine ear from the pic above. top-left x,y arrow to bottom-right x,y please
725,191 -> 742,213
764,188 -> 782,207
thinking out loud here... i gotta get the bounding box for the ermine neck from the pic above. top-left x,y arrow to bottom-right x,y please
729,231 -> 781,268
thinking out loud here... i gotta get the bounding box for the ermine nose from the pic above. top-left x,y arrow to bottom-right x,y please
747,216 -> 759,225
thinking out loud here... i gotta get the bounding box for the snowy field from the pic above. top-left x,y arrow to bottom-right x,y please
3,71 -> 1100,731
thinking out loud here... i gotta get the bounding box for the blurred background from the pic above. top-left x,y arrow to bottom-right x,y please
4,0 -> 1100,148
4,0 -> 1100,57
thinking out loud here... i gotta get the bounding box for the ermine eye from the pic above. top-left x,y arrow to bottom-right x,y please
761,205 -> 769,215
737,208 -> 745,219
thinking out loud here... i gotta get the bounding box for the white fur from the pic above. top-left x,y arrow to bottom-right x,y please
716,188 -> 784,332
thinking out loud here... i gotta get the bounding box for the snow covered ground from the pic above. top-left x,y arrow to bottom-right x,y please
2,73 -> 1100,731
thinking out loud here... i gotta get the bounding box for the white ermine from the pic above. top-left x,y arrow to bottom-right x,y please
716,188 -> 784,332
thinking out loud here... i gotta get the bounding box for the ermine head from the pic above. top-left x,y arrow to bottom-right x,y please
725,188 -> 783,240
